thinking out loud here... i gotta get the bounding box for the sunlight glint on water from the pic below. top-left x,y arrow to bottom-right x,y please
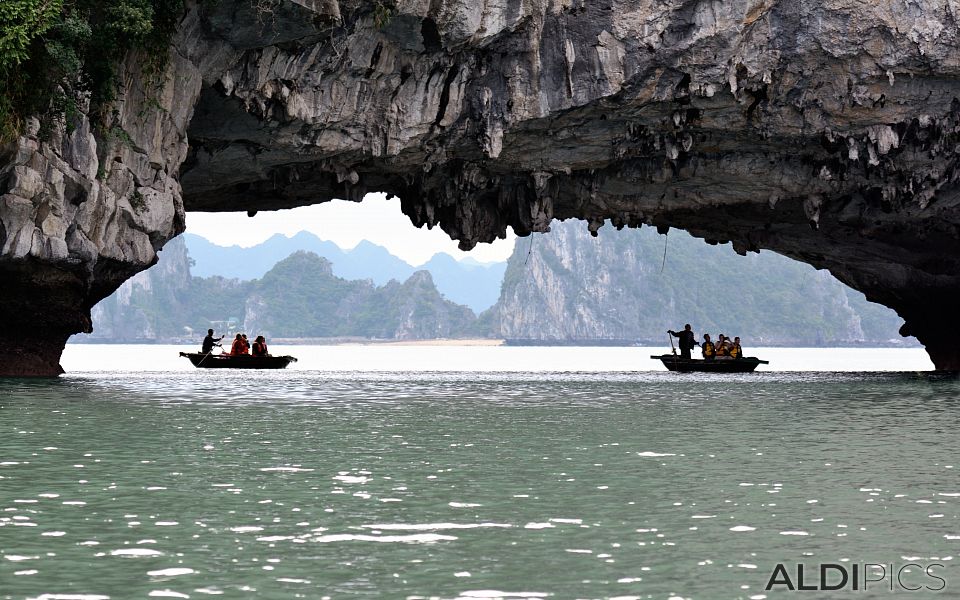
60,344 -> 935,372
1,346 -> 956,599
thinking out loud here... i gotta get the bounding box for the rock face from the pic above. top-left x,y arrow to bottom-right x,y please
0,50 -> 201,375
3,0 -> 960,372
493,220 -> 908,345
86,236 -> 193,341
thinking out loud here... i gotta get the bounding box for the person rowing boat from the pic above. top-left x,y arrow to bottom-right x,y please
667,324 -> 699,360
201,329 -> 223,354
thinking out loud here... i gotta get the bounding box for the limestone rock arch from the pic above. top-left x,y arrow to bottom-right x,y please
2,0 -> 959,374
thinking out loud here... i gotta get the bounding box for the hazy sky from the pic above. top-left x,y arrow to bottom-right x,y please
185,193 -> 517,265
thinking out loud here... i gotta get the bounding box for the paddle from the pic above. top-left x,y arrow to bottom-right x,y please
667,330 -> 677,355
196,343 -> 223,367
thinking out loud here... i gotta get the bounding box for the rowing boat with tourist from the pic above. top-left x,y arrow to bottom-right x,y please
650,324 -> 769,372
179,329 -> 297,369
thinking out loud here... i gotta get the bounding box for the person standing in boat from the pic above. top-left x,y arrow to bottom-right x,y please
201,329 -> 223,354
668,324 -> 699,360
701,334 -> 716,360
252,336 -> 269,357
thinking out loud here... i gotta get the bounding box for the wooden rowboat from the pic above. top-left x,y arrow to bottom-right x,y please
179,352 -> 297,369
651,354 -> 768,373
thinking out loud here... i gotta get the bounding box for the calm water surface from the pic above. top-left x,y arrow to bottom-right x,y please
1,346 -> 957,599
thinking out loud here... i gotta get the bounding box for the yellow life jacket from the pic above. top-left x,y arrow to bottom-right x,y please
730,344 -> 741,358
716,342 -> 730,356
702,341 -> 715,358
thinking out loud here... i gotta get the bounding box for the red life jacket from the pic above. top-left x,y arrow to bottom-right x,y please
231,339 -> 245,355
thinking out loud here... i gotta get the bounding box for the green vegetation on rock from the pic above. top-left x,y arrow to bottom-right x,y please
245,252 -> 478,339
0,0 -> 183,141
85,238 -> 480,341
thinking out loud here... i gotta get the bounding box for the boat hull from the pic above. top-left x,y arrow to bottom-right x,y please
179,352 -> 297,369
651,354 -> 768,373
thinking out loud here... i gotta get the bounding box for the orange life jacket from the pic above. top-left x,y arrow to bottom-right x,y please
231,339 -> 245,355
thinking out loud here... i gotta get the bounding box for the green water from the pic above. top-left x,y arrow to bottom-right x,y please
2,370 -> 958,599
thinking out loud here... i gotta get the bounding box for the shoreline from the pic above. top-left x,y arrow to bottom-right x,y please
65,338 -> 923,349
306,338 -> 505,347
68,336 -> 921,348
68,337 -> 507,347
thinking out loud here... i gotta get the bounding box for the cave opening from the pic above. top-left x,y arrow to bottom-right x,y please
68,191 -> 922,366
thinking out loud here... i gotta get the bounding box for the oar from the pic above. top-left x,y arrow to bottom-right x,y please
196,343 -> 222,367
668,331 -> 677,355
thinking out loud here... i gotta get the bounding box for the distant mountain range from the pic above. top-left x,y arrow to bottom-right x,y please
184,233 -> 506,312
78,224 -> 914,346
244,252 -> 479,339
85,237 -> 479,342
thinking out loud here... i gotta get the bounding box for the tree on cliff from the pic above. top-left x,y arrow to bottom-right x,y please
1,0 -> 183,141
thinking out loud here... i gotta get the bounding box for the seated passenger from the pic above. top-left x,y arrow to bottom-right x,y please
730,336 -> 743,359
716,334 -> 729,357
252,335 -> 269,357
701,334 -> 716,360
230,333 -> 246,356
716,334 -> 735,359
